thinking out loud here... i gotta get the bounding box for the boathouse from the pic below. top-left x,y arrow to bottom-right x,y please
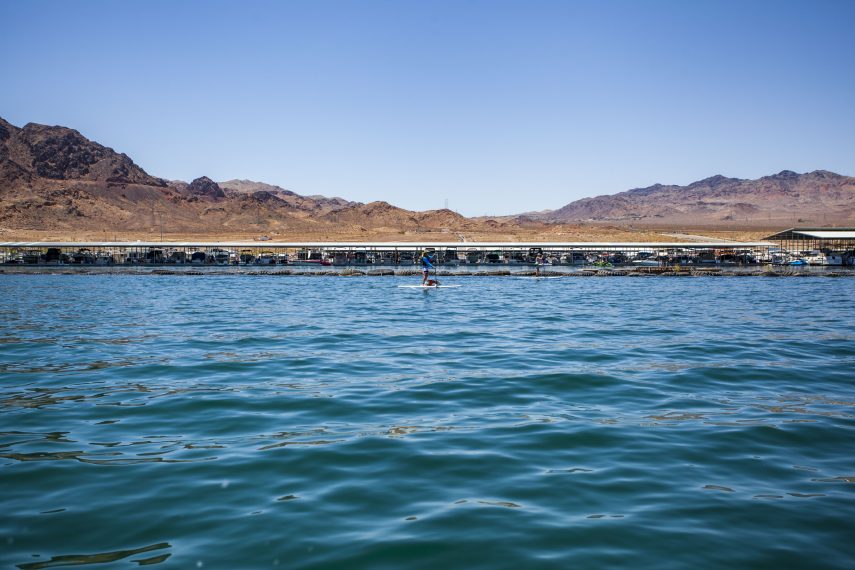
764,228 -> 855,253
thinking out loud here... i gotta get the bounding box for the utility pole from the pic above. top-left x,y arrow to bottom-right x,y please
155,210 -> 164,241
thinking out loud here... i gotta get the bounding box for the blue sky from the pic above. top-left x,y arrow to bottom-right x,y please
1,0 -> 853,215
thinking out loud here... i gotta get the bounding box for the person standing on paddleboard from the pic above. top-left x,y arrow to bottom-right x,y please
420,250 -> 438,286
535,252 -> 544,277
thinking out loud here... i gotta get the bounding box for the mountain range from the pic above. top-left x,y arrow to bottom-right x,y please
1,116 -> 853,240
536,171 -> 855,227
0,117 -> 486,240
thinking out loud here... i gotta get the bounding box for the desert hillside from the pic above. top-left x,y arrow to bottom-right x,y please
2,116 -> 846,242
0,117 -> 688,242
540,171 -> 855,228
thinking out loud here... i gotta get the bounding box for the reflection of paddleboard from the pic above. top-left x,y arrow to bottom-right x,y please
512,276 -> 562,279
398,284 -> 462,288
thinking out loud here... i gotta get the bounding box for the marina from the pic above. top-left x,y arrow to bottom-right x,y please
1,229 -> 854,271
4,2 -> 854,568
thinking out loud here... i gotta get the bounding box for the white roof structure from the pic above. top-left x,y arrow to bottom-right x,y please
765,228 -> 855,241
792,231 -> 855,239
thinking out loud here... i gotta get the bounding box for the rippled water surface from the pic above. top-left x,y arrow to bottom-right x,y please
2,275 -> 854,569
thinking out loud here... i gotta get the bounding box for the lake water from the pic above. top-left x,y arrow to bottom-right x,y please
1,275 -> 854,569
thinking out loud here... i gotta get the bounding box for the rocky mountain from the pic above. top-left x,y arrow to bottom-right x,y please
4,116 -> 850,240
0,117 -> 505,240
0,117 -> 167,188
218,179 -> 359,214
320,201 -> 478,235
542,170 -> 855,227
0,118 -> 357,236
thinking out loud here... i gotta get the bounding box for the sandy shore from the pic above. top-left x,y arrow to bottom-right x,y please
0,227 -> 773,243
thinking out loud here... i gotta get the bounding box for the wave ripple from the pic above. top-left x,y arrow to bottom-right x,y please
1,275 -> 854,569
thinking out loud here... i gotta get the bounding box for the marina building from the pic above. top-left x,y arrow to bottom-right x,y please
0,229 -> 852,267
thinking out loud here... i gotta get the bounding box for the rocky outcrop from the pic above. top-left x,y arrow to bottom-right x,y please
219,179 -> 360,213
0,120 -> 168,186
250,190 -> 277,202
186,176 -> 225,199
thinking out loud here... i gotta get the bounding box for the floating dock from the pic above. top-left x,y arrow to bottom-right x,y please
0,233 -> 853,269
0,240 -> 774,266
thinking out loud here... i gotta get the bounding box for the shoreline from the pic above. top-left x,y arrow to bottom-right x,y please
2,266 -> 853,277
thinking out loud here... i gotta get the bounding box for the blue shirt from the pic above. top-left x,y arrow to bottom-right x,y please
421,255 -> 434,269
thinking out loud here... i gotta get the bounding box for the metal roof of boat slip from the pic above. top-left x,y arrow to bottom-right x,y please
0,241 -> 772,249
765,228 -> 855,240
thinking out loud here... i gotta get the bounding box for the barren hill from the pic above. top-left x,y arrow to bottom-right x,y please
542,171 -> 855,228
218,179 -> 359,214
2,117 -> 668,242
1,117 -> 166,188
4,116 -> 837,242
0,118 -> 346,238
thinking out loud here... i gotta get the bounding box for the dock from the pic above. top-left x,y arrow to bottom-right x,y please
0,232 -> 853,271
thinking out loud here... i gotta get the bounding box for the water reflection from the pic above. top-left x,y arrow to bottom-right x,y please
1,276 -> 853,569
17,542 -> 171,569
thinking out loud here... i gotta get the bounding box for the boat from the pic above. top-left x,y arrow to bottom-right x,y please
168,251 -> 187,264
211,248 -> 231,265
291,250 -> 330,266
289,258 -> 331,266
4,252 -> 23,264
564,252 -> 587,265
71,249 -> 95,264
485,251 -> 503,263
21,250 -> 43,264
95,251 -> 115,265
805,250 -> 843,266
145,248 -> 165,264
696,251 -> 719,265
255,252 -> 276,265
443,248 -> 460,265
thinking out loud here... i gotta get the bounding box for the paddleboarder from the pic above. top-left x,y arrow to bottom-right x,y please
420,250 -> 439,286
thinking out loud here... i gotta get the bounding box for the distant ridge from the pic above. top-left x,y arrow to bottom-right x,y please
218,179 -> 359,214
0,117 -> 502,238
2,116 -> 852,236
538,170 -> 855,227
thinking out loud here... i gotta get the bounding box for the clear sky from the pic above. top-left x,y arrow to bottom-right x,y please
1,0 -> 853,216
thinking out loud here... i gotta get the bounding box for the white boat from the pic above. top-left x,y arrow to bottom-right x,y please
255,252 -> 276,265
209,248 -> 231,264
632,259 -> 660,266
289,258 -> 332,266
805,250 -> 843,266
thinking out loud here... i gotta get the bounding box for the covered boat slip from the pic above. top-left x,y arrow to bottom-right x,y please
1,240 -> 777,267
764,228 -> 855,252
763,228 -> 855,266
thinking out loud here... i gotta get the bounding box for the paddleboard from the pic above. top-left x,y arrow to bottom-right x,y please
398,284 -> 462,288
512,276 -> 562,280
